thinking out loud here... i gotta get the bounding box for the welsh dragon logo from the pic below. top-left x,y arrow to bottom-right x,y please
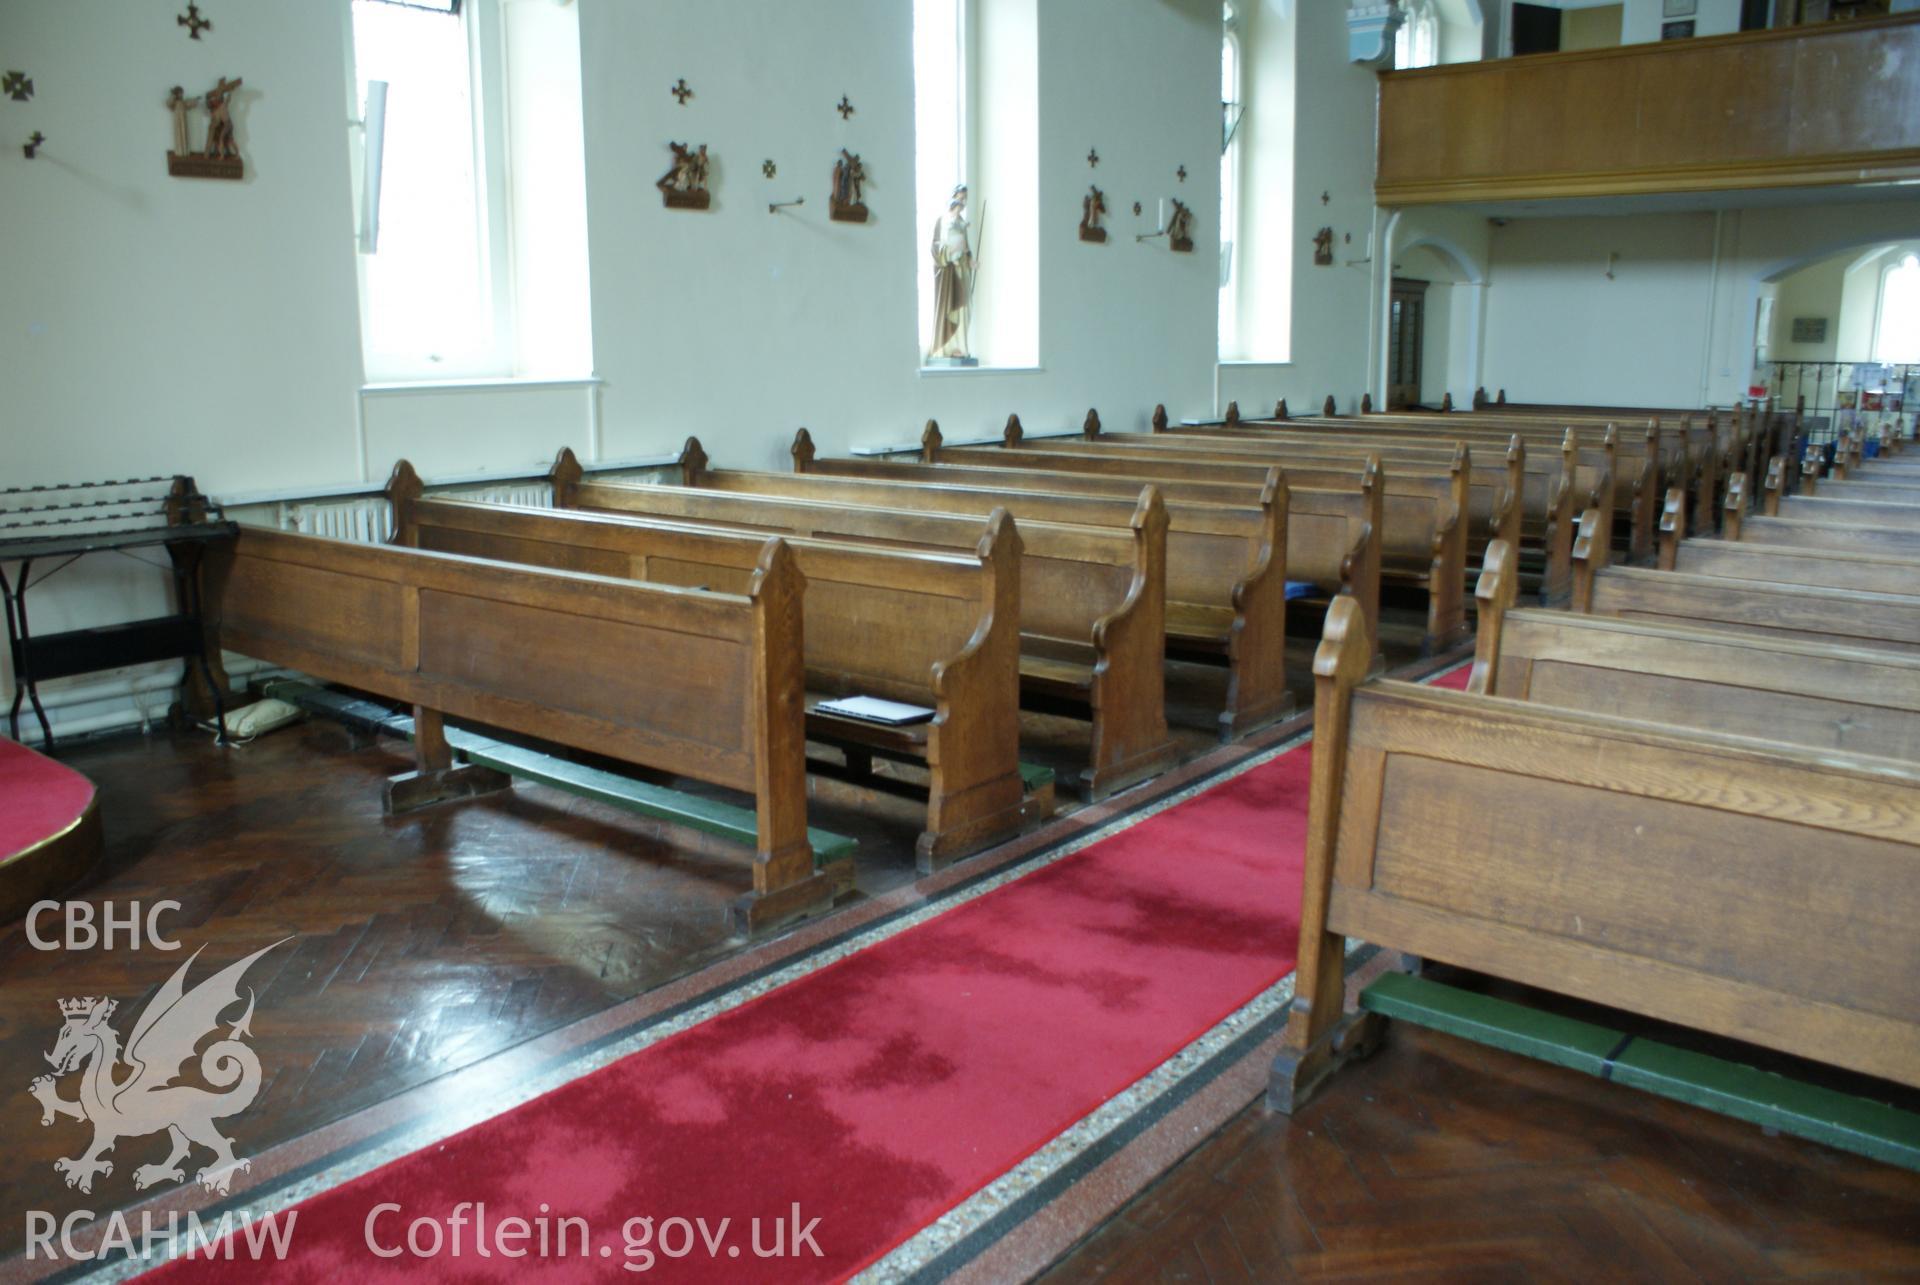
29,941 -> 286,1196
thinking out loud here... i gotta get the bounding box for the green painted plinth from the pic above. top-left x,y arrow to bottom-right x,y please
1361,971 -> 1920,1172
266,679 -> 857,866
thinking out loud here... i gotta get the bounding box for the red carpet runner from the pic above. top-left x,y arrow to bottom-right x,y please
157,666 -> 1469,1281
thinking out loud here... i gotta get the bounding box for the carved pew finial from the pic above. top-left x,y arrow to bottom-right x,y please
1440,392 -> 1454,413
790,427 -> 817,473
1360,392 -> 1373,415
1496,388 -> 1507,405
1084,408 -> 1102,439
1473,387 -> 1488,410
1003,413 -> 1024,448
384,459 -> 424,546
1275,398 -> 1289,421
1763,454 -> 1785,515
1224,401 -> 1241,427
1570,508 -> 1608,612
1323,394 -> 1338,418
1657,487 -> 1686,570
921,419 -> 943,462
1151,404 -> 1169,433
1467,539 -> 1517,697
678,436 -> 710,486
549,447 -> 584,509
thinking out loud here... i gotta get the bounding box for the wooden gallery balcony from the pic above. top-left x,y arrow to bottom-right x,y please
1375,14 -> 1920,205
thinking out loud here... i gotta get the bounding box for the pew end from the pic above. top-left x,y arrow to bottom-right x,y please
920,419 -> 942,463
1268,594 -> 1388,1115
550,446 -> 584,509
385,459 -> 424,547
1657,487 -> 1686,570
1570,507 -> 1608,612
1723,473 -> 1746,541
679,436 -> 711,486
1466,539 -> 1517,696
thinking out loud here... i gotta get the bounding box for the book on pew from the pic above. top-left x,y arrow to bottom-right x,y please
813,695 -> 936,726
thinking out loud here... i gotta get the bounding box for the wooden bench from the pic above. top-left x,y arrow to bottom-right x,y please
1213,404 -> 1662,551
1573,508 -> 1920,654
201,524 -> 849,934
1472,538 -> 1920,759
783,434 -> 1305,726
1078,410 -> 1611,594
1270,593 -> 1920,1111
903,419 -> 1471,652
1776,494 -> 1920,530
547,450 -> 1182,796
390,466 -> 1045,871
669,435 -> 1351,732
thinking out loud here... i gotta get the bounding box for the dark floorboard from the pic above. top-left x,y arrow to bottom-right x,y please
1038,1020 -> 1920,1283
0,609 -> 1430,1257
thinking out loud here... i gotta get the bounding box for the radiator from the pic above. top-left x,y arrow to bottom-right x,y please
272,481 -> 551,544
275,497 -> 392,544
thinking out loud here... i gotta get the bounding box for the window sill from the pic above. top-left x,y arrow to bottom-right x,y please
360,375 -> 603,395
916,364 -> 1045,378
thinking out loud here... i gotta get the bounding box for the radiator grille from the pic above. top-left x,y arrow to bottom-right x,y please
272,481 -> 551,543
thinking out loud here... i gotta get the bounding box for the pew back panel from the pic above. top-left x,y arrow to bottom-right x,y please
1276,597 -> 1920,1102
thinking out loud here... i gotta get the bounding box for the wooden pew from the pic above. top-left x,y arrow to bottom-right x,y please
1080,409 -> 1610,590
1776,494 -> 1920,529
1808,478 -> 1920,505
1238,405 -> 1669,548
894,419 -> 1471,651
775,434 -> 1290,726
1472,538 -> 1920,759
935,417 -> 1519,586
1573,508 -> 1920,654
392,472 -> 1042,871
1270,593 -> 1920,1111
665,435 -> 1371,716
547,451 -> 1183,796
201,525 -> 850,933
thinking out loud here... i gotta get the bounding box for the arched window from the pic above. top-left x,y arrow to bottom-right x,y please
1874,254 -> 1920,364
1396,0 -> 1440,69
1219,5 -> 1243,357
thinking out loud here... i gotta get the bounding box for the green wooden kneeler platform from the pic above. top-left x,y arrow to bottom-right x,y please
1361,971 -> 1920,1172
265,679 -> 858,865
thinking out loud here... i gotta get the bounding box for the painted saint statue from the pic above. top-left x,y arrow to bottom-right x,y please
928,184 -> 973,360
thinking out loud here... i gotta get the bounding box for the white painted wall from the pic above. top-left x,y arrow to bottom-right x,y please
1,0 -> 1226,741
1479,198 -> 1920,407
1219,0 -> 1380,414
1768,252 -> 1847,362
578,0 -> 1221,465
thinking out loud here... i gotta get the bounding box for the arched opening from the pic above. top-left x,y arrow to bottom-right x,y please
1377,219 -> 1488,411
1755,238 -> 1920,447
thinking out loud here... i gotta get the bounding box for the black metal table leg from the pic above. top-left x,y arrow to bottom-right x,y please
7,559 -> 54,751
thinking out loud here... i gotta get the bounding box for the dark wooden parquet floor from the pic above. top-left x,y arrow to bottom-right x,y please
0,606 -> 1433,1260
1041,1020 -> 1920,1282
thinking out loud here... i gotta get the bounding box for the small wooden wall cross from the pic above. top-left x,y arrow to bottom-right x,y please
178,3 -> 211,40
670,78 -> 693,105
2,71 -> 32,103
836,95 -> 854,120
1086,147 -> 1099,168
